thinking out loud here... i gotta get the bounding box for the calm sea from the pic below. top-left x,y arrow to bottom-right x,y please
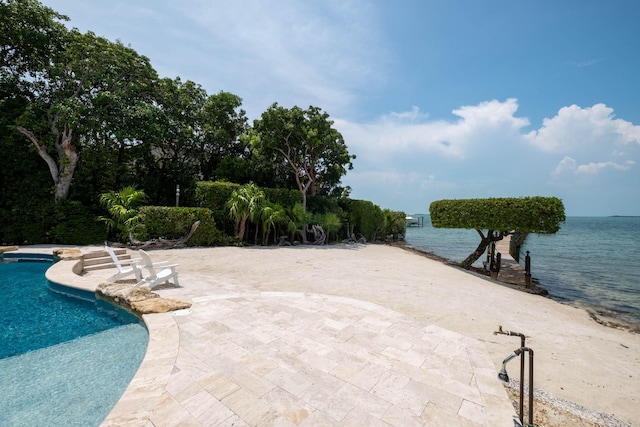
404,216 -> 640,326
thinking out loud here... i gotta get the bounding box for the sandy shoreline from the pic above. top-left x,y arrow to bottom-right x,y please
150,243 -> 639,426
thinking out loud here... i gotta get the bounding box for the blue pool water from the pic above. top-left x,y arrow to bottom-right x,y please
0,254 -> 149,426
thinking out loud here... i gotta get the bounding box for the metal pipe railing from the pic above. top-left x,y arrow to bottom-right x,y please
494,326 -> 534,427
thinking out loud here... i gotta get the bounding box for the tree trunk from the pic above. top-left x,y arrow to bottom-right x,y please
17,125 -> 78,202
299,180 -> 312,244
237,214 -> 249,241
460,229 -> 505,269
254,222 -> 260,245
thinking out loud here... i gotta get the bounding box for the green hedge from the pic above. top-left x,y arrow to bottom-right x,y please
430,197 -> 565,233
0,199 -> 107,245
134,206 -> 224,246
193,181 -> 239,237
382,209 -> 406,240
263,187 -> 302,208
0,201 -> 55,245
343,199 -> 385,241
308,194 -> 341,215
191,180 -> 406,244
50,201 -> 107,245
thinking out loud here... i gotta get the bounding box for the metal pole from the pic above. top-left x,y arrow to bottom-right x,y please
494,326 -> 526,425
519,335 -> 525,424
527,348 -> 534,427
525,251 -> 532,288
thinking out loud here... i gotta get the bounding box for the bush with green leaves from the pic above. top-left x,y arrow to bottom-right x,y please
194,181 -> 239,237
133,206 -> 223,246
51,200 -> 107,244
430,196 -> 565,268
343,199 -> 385,241
382,209 -> 406,240
98,186 -> 147,242
313,212 -> 342,243
263,187 -> 302,209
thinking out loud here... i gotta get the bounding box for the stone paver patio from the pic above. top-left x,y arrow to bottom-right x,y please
36,247 -> 516,426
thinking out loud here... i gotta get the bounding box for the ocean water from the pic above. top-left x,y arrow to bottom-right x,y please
404,216 -> 640,326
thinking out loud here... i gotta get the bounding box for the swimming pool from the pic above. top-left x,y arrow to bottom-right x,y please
0,254 -> 149,426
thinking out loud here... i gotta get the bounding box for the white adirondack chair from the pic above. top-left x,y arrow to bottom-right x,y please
105,246 -> 143,282
135,249 -> 180,289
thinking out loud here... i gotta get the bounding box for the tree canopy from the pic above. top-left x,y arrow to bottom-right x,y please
251,104 -> 355,213
0,0 -> 376,246
430,197 -> 566,269
14,29 -> 158,201
1,0 -> 68,82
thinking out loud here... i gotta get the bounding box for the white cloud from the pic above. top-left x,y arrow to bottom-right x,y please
576,160 -> 635,174
385,106 -> 430,123
336,98 -> 530,161
525,103 -> 640,153
451,98 -> 530,131
176,0 -> 387,118
552,156 -> 635,176
552,156 -> 578,176
339,100 -> 639,211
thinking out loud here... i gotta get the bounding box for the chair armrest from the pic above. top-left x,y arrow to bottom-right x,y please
161,263 -> 180,269
118,257 -> 142,265
136,261 -> 176,270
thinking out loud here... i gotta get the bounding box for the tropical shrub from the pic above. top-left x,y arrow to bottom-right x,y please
134,206 -> 223,246
260,201 -> 288,245
227,182 -> 265,242
430,196 -> 565,268
343,199 -> 385,241
382,209 -> 406,240
98,186 -> 147,242
313,212 -> 342,243
194,181 -> 239,237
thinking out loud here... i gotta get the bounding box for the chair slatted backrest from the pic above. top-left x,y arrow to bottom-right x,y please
105,246 -> 125,270
138,250 -> 158,279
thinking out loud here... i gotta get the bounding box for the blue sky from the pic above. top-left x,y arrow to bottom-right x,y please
42,0 -> 640,216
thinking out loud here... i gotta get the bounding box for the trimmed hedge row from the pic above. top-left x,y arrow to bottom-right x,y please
193,181 -> 239,237
193,181 -> 405,243
342,199 -> 385,241
430,197 -> 565,233
134,206 -> 225,246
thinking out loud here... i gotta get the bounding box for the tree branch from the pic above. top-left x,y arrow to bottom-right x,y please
16,126 -> 60,184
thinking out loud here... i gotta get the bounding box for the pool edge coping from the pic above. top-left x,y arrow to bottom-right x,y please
14,247 -> 178,426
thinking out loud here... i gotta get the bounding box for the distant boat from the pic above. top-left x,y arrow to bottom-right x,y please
406,216 -> 423,227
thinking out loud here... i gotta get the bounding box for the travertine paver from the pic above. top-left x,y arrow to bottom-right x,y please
38,248 -> 516,426
103,285 -> 515,426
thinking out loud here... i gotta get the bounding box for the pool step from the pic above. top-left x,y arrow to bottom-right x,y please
83,248 -> 135,272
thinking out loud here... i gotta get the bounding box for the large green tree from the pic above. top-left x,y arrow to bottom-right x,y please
133,77 -> 205,204
251,104 -> 355,213
14,28 -> 157,201
429,196 -> 566,269
199,91 -> 249,181
0,0 -> 68,90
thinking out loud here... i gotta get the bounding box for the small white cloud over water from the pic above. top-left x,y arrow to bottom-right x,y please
525,104 -> 640,153
340,99 -> 640,213
553,157 -> 635,176
576,160 -> 635,174
336,98 -> 530,162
